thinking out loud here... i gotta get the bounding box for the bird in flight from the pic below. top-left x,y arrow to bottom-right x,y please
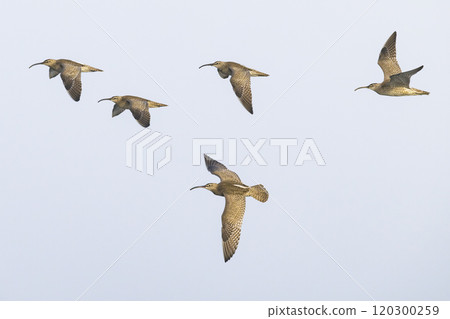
191,154 -> 269,262
98,95 -> 167,128
199,61 -> 269,114
355,32 -> 429,96
29,59 -> 102,101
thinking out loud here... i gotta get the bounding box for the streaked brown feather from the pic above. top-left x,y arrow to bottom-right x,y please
378,31 -> 402,81
126,97 -> 151,128
221,194 -> 246,262
249,184 -> 269,202
230,69 -> 253,114
204,154 -> 241,183
60,64 -> 82,101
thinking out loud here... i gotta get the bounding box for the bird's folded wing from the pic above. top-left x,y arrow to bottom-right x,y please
230,69 -> 253,114
60,65 -> 82,101
204,154 -> 241,182
221,194 -> 246,262
378,32 -> 402,81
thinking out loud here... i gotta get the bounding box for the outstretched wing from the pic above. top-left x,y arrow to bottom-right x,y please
112,104 -> 126,117
204,154 -> 241,183
60,64 -> 82,101
378,31 -> 402,81
221,194 -> 246,262
389,65 -> 424,88
230,69 -> 253,114
128,98 -> 151,128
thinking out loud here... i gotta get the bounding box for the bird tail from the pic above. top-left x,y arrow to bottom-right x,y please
248,69 -> 269,77
82,65 -> 103,72
249,184 -> 269,202
412,88 -> 429,95
148,101 -> 168,108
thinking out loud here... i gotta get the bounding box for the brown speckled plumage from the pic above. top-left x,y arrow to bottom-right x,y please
98,95 -> 167,128
191,154 -> 269,262
199,61 -> 269,114
355,32 -> 429,96
29,59 -> 102,101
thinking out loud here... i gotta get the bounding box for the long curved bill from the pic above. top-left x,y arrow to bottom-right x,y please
199,63 -> 214,69
29,62 -> 44,69
98,97 -> 112,103
354,86 -> 369,91
190,185 -> 205,191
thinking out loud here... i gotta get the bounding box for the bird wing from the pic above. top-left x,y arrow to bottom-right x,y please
378,31 -> 402,81
112,104 -> 126,117
128,98 -> 151,128
49,68 -> 60,79
204,154 -> 241,183
218,69 -> 230,79
221,194 -> 246,262
60,64 -> 82,101
230,69 -> 253,114
389,65 -> 424,88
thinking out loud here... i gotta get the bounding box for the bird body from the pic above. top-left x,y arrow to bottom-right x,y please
29,58 -> 102,101
201,181 -> 256,196
191,154 -> 269,262
355,32 -> 429,96
98,95 -> 167,128
367,82 -> 429,96
211,61 -> 268,79
199,61 -> 269,114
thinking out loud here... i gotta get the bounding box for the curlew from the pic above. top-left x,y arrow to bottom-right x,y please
190,154 -> 269,262
29,59 -> 102,101
98,95 -> 167,128
355,32 -> 429,96
199,61 -> 268,114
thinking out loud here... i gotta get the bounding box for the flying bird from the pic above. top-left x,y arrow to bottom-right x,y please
98,95 -> 167,128
191,154 -> 269,262
29,59 -> 102,101
355,32 -> 429,96
199,61 -> 269,114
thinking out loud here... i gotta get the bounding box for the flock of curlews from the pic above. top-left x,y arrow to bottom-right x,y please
29,32 -> 428,262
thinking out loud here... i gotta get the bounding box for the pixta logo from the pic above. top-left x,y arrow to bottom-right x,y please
126,129 -> 172,175
192,138 -> 325,166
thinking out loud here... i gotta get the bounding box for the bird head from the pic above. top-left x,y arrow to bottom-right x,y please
354,83 -> 377,91
199,61 -> 223,69
98,96 -> 121,103
190,183 -> 219,194
29,59 -> 56,68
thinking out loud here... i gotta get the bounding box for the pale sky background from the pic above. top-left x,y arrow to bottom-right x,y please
1,0 -> 449,300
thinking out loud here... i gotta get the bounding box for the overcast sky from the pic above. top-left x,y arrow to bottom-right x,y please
1,0 -> 449,300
